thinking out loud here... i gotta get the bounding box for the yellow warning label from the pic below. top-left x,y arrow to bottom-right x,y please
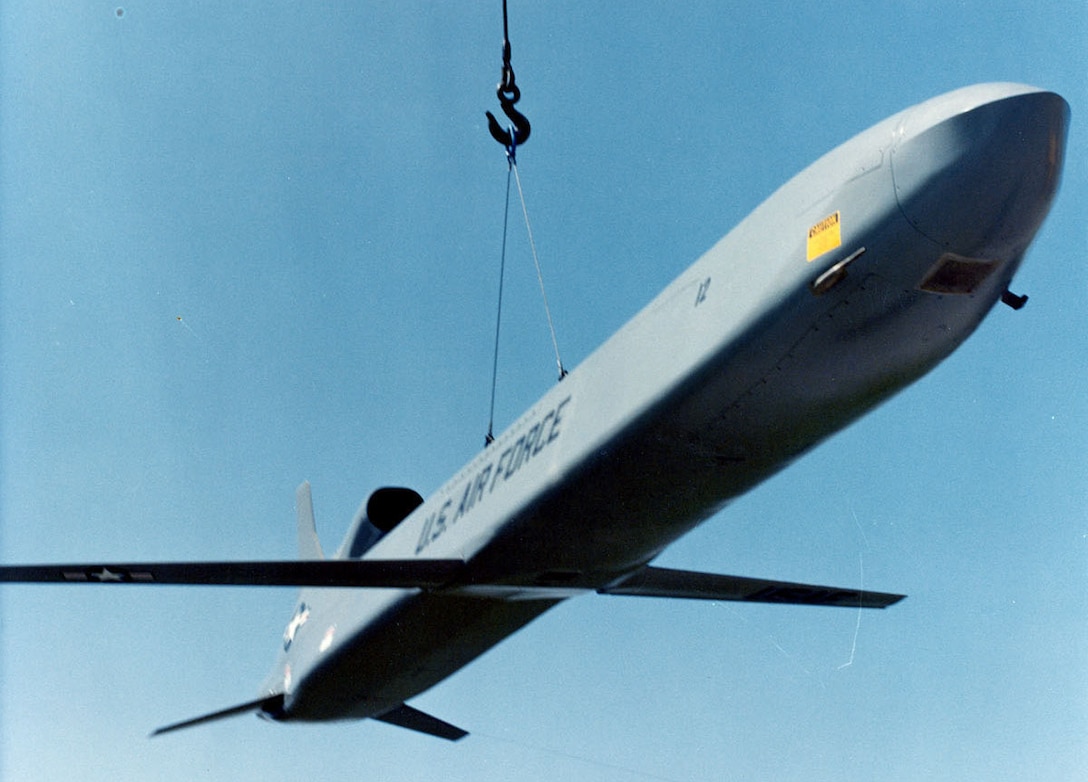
806,211 -> 842,262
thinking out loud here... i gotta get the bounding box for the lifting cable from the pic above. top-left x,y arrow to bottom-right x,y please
484,0 -> 566,446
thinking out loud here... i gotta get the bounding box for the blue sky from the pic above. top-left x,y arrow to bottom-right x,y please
2,2 -> 1084,780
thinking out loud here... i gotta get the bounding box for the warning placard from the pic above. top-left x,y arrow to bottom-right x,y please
807,211 -> 842,261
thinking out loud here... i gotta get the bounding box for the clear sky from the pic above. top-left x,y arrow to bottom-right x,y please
2,2 -> 1084,780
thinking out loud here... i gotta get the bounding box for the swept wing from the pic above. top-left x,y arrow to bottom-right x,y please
0,561 -> 902,608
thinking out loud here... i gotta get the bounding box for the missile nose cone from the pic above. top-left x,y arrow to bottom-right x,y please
891,85 -> 1069,258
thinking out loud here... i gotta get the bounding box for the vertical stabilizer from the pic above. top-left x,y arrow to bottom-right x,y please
296,481 -> 324,560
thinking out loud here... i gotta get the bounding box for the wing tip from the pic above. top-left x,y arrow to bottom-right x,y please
601,565 -> 908,609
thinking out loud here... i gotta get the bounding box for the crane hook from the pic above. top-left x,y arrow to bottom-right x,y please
486,83 -> 531,152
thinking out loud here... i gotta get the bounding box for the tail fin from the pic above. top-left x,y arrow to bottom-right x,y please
374,703 -> 468,741
296,481 -> 324,560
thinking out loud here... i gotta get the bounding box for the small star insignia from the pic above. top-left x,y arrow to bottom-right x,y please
90,567 -> 125,582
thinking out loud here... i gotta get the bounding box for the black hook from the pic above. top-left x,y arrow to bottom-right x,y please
486,84 -> 531,150
487,4 -> 530,153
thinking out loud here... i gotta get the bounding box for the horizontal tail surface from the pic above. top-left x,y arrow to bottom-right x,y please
151,693 -> 284,737
373,703 -> 468,741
